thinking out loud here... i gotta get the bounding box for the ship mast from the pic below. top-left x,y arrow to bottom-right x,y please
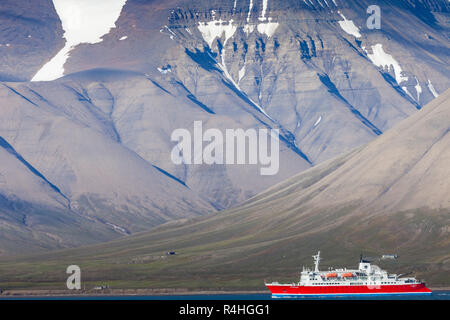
313,251 -> 321,272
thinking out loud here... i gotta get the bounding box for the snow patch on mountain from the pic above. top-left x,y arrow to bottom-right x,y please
157,65 -> 172,74
105,222 -> 128,234
415,77 -> 422,102
247,0 -> 254,23
402,86 -> 415,100
365,44 -> 409,87
198,19 -> 237,48
242,0 -> 279,37
314,116 -> 322,127
196,1 -> 277,39
243,24 -> 255,35
31,46 -> 72,82
259,0 -> 269,21
257,21 -> 279,37
427,79 -> 439,98
238,65 -> 246,83
337,12 -> 361,38
162,26 -> 176,40
31,0 -> 127,82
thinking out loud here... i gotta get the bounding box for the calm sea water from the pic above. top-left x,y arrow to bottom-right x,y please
1,291 -> 449,300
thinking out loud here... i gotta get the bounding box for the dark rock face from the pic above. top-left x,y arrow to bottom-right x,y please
0,0 -> 64,81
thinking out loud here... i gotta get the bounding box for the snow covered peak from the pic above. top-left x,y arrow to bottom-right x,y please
55,0 -> 127,46
31,0 -> 127,82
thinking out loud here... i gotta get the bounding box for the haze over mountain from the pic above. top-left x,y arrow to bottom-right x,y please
0,0 -> 449,254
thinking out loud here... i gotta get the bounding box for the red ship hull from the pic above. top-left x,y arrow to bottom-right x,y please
266,283 -> 432,297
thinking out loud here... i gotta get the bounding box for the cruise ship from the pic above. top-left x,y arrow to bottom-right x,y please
265,251 -> 432,297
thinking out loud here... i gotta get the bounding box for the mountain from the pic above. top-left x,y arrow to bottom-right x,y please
0,0 -> 448,253
0,89 -> 448,289
0,69 -> 310,255
0,136 -> 111,255
0,85 -> 217,254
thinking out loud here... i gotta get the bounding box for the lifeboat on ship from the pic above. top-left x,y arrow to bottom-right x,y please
326,272 -> 337,278
341,272 -> 354,278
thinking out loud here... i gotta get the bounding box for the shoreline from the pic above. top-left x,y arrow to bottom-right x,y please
1,287 -> 449,297
0,289 -> 269,297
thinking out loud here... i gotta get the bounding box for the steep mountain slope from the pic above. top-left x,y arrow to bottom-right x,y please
250,88 -> 450,215
0,89 -> 447,289
0,136 -> 121,255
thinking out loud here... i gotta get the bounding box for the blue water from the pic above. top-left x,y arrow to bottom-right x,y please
1,291 -> 449,300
